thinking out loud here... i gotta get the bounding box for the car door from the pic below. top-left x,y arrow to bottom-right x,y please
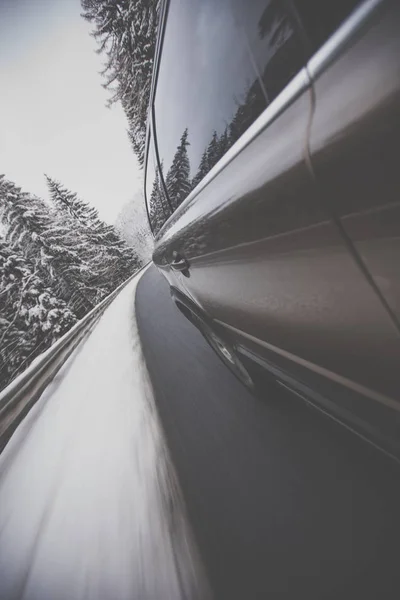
306,0 -> 400,391
151,0 -> 400,458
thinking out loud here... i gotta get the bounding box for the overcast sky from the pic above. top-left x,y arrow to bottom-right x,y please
0,0 -> 143,223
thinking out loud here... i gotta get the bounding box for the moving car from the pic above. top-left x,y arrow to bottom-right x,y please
144,0 -> 400,461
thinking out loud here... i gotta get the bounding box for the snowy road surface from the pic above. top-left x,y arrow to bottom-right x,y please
0,270 -> 208,600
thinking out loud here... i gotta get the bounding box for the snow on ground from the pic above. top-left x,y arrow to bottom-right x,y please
0,269 -> 209,600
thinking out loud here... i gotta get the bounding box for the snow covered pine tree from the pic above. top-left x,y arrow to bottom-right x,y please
0,236 -> 76,392
0,175 -> 95,318
0,173 -> 139,391
46,176 -> 140,294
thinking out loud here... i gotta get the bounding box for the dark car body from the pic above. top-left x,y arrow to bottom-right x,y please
145,0 -> 400,461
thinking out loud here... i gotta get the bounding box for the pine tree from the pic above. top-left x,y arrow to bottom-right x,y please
45,175 -> 99,229
165,128 -> 191,210
0,175 -> 95,317
192,129 -> 228,190
0,237 -> 33,383
217,128 -> 230,161
0,236 -> 76,391
192,148 -> 209,190
157,161 -> 173,220
148,168 -> 168,234
81,0 -> 159,166
206,130 -> 220,172
229,102 -> 247,146
46,175 -> 140,293
228,79 -> 265,147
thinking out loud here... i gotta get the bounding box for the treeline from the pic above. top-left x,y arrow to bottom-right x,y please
0,174 -> 140,391
81,0 -> 159,167
148,76 -> 266,234
80,0 -> 264,233
147,0 -> 302,234
81,0 -> 301,234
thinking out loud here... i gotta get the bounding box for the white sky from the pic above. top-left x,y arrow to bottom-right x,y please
0,0 -> 142,223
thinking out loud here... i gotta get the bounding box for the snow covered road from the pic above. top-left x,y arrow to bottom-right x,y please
0,270 -> 208,600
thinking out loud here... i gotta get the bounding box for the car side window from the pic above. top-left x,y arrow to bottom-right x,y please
291,0 -> 363,53
234,0 -> 305,104
145,131 -> 172,235
153,0 -> 306,216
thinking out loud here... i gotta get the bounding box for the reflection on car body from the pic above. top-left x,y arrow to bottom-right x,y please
145,0 -> 400,461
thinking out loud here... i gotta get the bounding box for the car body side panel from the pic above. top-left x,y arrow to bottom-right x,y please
151,0 -> 400,458
153,59 -> 400,404
308,0 -> 400,330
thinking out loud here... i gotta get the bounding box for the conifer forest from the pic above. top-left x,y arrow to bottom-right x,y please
0,0 -> 162,390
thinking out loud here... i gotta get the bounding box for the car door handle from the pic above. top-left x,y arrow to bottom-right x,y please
171,253 -> 190,275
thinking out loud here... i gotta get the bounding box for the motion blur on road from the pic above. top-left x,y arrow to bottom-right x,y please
1,265 -> 400,600
0,270 -> 208,600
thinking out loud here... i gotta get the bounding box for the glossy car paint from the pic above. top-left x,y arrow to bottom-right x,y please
148,0 -> 400,459
308,0 -> 400,328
